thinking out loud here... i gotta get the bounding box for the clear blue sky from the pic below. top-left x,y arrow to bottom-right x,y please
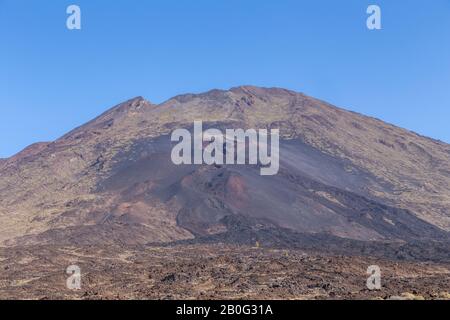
1,0 -> 449,158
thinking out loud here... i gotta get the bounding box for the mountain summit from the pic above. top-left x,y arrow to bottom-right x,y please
0,86 -> 449,256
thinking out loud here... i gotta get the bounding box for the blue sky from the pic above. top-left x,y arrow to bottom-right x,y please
1,0 -> 449,158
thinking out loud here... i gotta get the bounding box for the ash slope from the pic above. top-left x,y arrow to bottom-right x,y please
0,86 -> 449,259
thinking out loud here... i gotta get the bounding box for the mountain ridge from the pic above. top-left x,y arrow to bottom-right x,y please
5,86 -> 449,160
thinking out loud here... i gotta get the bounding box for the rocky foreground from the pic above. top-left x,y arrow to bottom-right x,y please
0,244 -> 448,300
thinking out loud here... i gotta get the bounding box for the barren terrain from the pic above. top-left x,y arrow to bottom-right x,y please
1,244 -> 448,300
0,86 -> 449,299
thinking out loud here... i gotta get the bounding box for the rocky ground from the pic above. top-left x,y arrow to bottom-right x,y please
0,244 -> 448,300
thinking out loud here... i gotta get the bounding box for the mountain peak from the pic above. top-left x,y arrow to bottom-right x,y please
166,86 -> 299,105
93,96 -> 153,119
60,96 -> 153,141
229,85 -> 298,96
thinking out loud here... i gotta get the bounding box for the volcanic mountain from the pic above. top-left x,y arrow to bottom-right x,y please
0,86 -> 449,259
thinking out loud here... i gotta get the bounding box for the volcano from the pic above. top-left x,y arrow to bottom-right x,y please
0,86 -> 449,258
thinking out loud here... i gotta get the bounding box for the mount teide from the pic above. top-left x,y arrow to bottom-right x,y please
0,86 -> 449,258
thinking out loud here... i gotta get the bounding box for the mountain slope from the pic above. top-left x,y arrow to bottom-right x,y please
0,86 -> 449,251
